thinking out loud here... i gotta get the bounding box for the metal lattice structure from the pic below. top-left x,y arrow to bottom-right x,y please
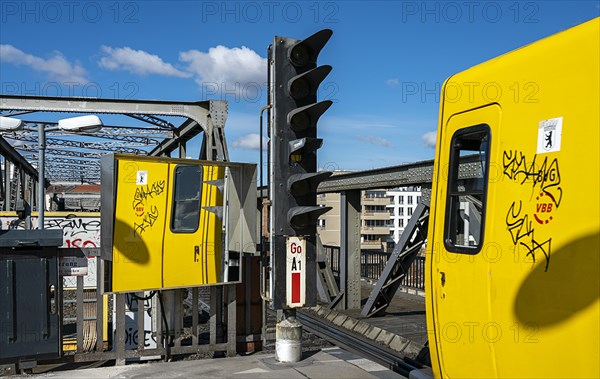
0,95 -> 229,212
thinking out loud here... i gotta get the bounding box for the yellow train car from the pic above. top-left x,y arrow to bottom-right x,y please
426,18 -> 599,378
100,154 -> 257,293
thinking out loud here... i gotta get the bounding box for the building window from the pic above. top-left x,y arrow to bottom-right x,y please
318,218 -> 326,228
399,196 -> 404,205
408,196 -> 413,205
408,207 -> 413,216
399,208 -> 404,216
444,125 -> 490,254
366,191 -> 385,198
365,220 -> 386,227
400,219 -> 404,228
171,165 -> 203,232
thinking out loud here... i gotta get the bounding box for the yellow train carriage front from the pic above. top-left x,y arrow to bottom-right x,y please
426,18 -> 599,378
110,155 -> 225,292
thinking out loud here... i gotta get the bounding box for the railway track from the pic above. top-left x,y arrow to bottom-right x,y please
296,309 -> 424,377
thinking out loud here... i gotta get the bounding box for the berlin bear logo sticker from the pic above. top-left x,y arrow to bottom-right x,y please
537,117 -> 562,154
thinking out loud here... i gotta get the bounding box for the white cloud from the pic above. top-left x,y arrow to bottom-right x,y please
422,131 -> 437,148
180,45 -> 266,89
232,133 -> 267,150
96,45 -> 266,95
386,78 -> 400,87
0,44 -> 88,83
98,46 -> 191,78
357,135 -> 394,148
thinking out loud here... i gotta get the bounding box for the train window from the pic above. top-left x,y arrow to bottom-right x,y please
444,125 -> 490,254
171,165 -> 203,232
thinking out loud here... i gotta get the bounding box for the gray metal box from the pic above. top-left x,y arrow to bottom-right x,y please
0,230 -> 62,363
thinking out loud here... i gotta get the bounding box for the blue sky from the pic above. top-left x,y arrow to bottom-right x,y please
1,1 -> 598,172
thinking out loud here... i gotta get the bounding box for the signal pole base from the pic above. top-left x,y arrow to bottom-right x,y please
275,310 -> 302,363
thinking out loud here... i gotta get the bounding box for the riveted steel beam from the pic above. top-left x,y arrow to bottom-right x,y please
317,155 -> 481,193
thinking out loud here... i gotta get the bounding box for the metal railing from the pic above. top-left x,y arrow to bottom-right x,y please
323,244 -> 340,277
323,245 -> 425,292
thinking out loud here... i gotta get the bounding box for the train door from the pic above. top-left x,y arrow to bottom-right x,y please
429,104 -> 500,378
162,163 -> 225,287
112,159 -> 169,292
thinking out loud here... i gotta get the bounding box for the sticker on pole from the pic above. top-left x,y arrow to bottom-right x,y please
286,236 -> 306,308
59,256 -> 89,276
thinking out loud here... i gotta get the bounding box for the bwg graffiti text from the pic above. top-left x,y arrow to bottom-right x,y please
503,150 -> 562,272
502,150 -> 562,207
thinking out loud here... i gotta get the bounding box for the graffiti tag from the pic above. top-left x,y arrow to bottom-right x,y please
505,201 -> 551,272
502,150 -> 562,206
132,180 -> 165,209
133,205 -> 159,236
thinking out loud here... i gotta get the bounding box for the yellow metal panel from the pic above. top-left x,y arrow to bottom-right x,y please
162,164 -> 225,287
431,105 -> 501,378
112,159 -> 169,292
428,17 -> 599,378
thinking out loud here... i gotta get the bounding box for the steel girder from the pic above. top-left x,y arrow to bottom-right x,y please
0,95 -> 230,186
317,155 -> 482,193
3,129 -> 163,147
0,95 -> 229,160
13,140 -> 148,155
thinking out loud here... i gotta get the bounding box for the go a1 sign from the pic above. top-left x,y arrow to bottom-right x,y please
286,236 -> 306,307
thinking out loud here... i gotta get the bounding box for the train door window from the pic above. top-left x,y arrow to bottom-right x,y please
171,165 -> 203,232
444,125 -> 490,254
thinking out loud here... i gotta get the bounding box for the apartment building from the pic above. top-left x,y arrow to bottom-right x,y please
387,186 -> 422,244
361,190 -> 391,251
316,192 -> 341,247
317,186 -> 422,252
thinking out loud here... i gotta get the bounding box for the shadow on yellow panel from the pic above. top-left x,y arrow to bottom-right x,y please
113,218 -> 150,265
514,231 -> 600,326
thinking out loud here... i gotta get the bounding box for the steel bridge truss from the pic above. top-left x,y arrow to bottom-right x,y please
0,96 -> 244,367
0,95 -> 229,211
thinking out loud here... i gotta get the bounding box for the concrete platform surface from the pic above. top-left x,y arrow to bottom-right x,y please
26,348 -> 406,379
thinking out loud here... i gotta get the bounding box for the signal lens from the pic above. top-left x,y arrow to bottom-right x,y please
290,112 -> 311,132
290,78 -> 311,100
290,44 -> 310,67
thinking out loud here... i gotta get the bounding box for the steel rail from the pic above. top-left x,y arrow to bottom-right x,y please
296,309 -> 421,377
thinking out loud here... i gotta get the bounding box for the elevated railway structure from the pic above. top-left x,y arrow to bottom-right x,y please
0,95 -> 246,370
2,19 -> 597,379
0,94 -> 481,376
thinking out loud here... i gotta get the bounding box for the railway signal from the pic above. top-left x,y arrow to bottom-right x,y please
269,29 -> 333,310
